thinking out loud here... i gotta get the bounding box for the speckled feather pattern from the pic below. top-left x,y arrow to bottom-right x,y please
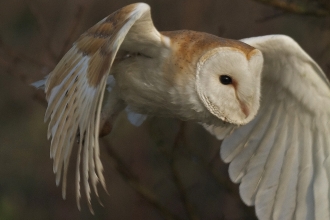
43,3 -> 159,212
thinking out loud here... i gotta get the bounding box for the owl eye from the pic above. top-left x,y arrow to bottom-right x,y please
219,75 -> 232,85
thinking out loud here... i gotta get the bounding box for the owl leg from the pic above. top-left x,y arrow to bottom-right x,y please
99,87 -> 126,137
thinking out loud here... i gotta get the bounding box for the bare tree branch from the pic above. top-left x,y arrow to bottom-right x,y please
251,0 -> 330,16
26,0 -> 59,62
170,122 -> 200,220
58,5 -> 88,59
0,38 -> 52,70
255,11 -> 286,22
101,139 -> 183,220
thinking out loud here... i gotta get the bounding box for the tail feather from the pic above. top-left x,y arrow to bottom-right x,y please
31,76 -> 48,90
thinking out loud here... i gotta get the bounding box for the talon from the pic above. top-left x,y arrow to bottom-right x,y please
99,120 -> 112,137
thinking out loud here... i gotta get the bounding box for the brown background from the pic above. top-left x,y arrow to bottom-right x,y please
0,0 -> 329,219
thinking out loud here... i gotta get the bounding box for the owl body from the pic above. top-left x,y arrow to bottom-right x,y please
111,30 -> 261,125
32,3 -> 330,219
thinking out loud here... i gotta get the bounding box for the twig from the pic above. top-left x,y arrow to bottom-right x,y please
0,56 -> 20,77
255,11 -> 286,22
0,57 -> 11,69
174,130 -> 255,219
0,53 -> 47,107
170,122 -> 200,220
251,0 -> 330,16
26,0 -> 58,62
27,1 -> 88,62
179,145 -> 257,217
0,38 -> 52,69
0,2 -> 88,108
33,89 -> 47,107
174,141 -> 237,195
101,139 -> 182,220
58,5 -> 87,59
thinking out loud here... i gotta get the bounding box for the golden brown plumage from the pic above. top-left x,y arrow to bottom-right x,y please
43,3 -> 164,212
34,1 -> 266,213
32,3 -> 330,220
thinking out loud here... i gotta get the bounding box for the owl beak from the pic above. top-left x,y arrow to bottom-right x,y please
239,100 -> 250,119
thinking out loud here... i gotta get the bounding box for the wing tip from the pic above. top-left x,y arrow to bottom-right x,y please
31,79 -> 46,90
134,2 -> 150,11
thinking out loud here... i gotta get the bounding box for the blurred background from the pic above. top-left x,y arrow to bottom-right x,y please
0,0 -> 329,219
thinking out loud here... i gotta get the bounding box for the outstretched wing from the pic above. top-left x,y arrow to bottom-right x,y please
208,35 -> 330,220
44,3 -> 168,212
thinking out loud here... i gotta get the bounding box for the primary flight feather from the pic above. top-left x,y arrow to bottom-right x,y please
33,3 -> 330,219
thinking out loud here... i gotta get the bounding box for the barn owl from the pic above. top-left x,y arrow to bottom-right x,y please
32,2 -> 330,220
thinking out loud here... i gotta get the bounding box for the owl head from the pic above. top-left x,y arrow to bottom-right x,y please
196,47 -> 263,125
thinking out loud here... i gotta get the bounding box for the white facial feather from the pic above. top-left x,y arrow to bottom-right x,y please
196,47 -> 263,125
32,3 -> 330,220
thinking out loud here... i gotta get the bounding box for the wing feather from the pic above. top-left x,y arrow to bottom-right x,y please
271,115 -> 299,220
206,35 -> 330,219
45,53 -> 85,123
221,87 -> 276,164
239,101 -> 283,205
294,120 -> 314,219
41,3 -> 167,209
226,103 -> 276,184
254,105 -> 289,219
312,128 -> 330,219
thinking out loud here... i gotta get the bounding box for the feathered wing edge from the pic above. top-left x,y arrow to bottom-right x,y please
209,35 -> 330,220
106,75 -> 147,126
42,3 -> 155,212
